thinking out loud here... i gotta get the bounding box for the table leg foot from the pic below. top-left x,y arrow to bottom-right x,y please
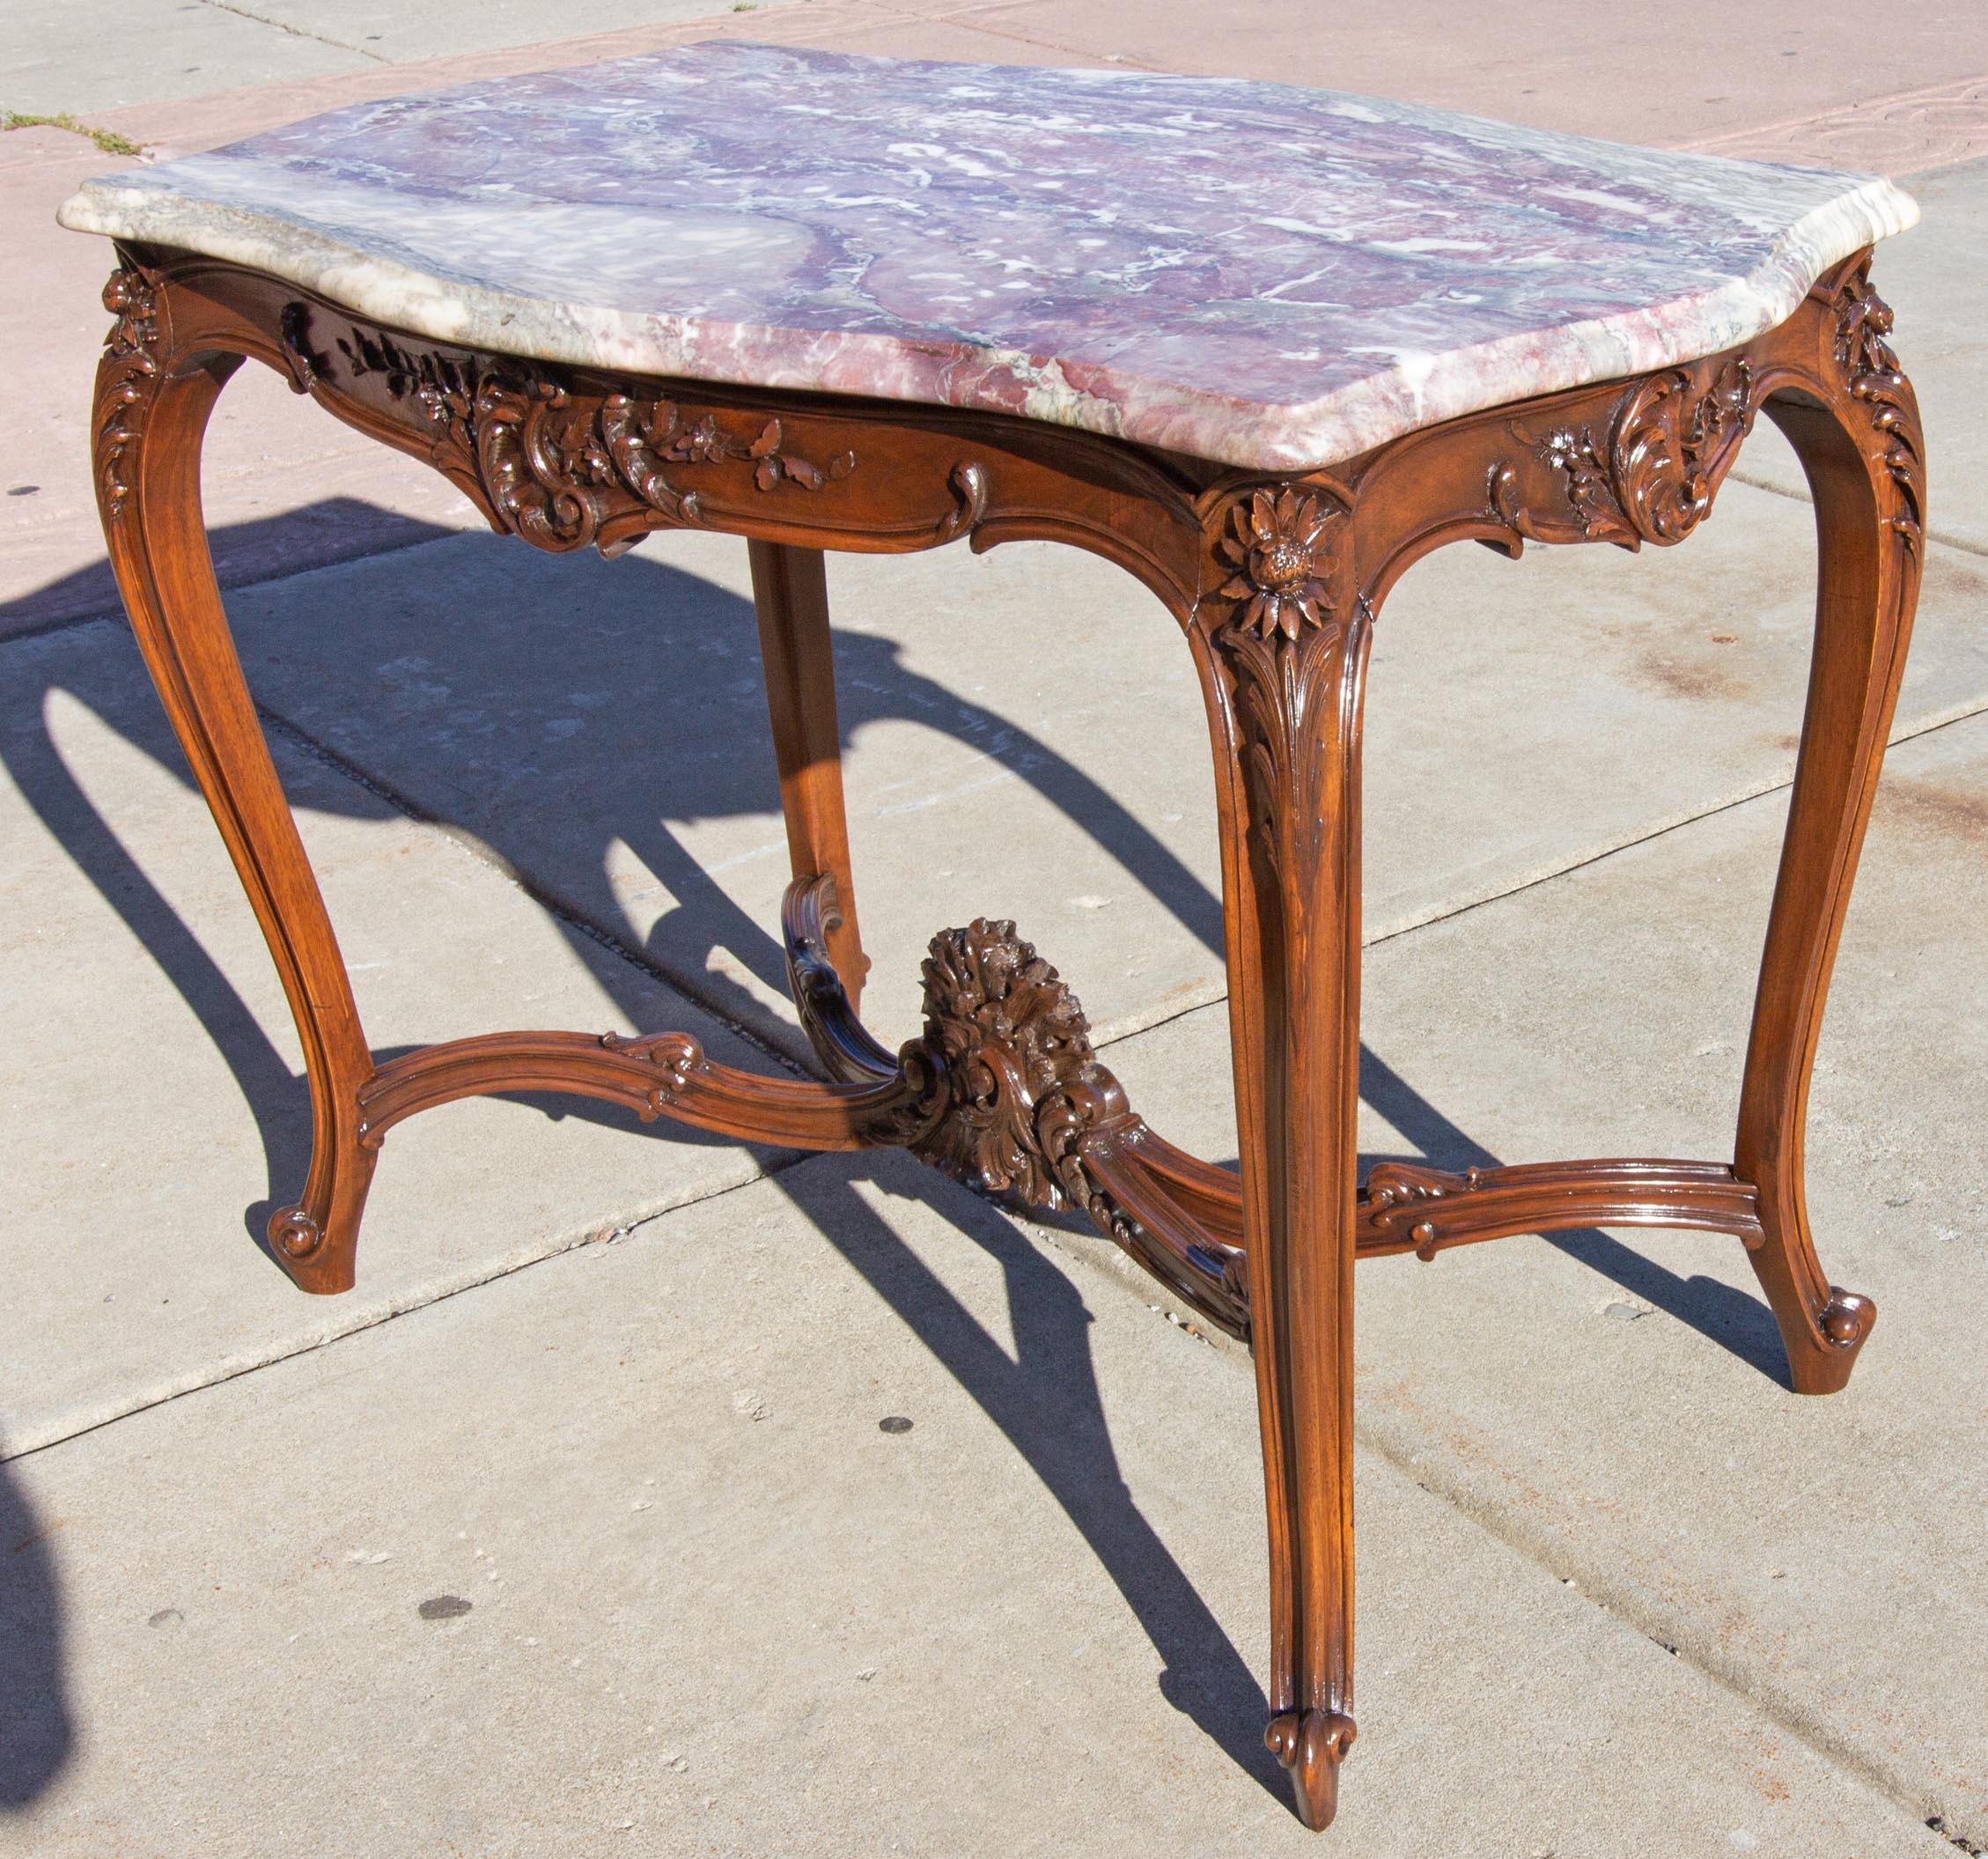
1268,1709 -> 1357,1831
265,1139 -> 377,1295
1753,1243 -> 1875,1396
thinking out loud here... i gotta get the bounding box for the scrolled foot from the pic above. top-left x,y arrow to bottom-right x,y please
265,1202 -> 358,1295
1819,1287 -> 1873,1346
1266,1708 -> 1356,1830
269,1205 -> 323,1259
1786,1287 -> 1874,1395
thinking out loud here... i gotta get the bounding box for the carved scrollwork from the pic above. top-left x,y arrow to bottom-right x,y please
282,305 -> 860,557
94,264 -> 164,517
1491,357 -> 1754,549
766,891 -> 1248,1335
269,1206 -> 327,1260
1267,1709 -> 1358,1811
1829,260 -> 1925,556
937,460 -> 990,542
1363,1160 -> 1481,1258
903,920 -> 1249,1332
1612,358 -> 1754,542
599,1029 -> 709,1119
782,874 -> 896,1084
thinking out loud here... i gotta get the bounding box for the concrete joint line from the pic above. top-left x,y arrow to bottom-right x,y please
1354,693 -> 1988,955
194,0 -> 392,63
0,1160 -> 794,1467
1351,1402 -> 1984,1850
1085,694 -> 1988,1059
1727,468 -> 1988,563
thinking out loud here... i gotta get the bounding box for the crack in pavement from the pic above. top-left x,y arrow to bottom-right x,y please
193,0 -> 393,63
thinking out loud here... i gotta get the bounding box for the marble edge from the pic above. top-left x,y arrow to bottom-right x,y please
54,170 -> 1918,473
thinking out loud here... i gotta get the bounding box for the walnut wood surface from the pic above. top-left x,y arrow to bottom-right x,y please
90,241 -> 1923,1830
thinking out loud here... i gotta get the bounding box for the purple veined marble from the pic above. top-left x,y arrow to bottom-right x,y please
58,42 -> 1916,470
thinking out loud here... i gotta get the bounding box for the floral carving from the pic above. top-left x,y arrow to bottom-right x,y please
1492,358 -> 1754,549
297,312 -> 858,555
336,327 -> 475,423
910,919 -> 1106,1209
94,265 -> 163,516
1830,261 -> 1924,557
1218,487 -> 1341,639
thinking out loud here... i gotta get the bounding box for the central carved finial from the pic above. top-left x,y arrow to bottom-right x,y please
911,918 -> 1108,1209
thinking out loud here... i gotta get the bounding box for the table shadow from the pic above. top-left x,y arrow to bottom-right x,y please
0,498 -> 1791,1815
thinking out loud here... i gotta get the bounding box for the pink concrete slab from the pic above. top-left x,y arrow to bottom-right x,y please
92,0 -> 907,157
958,0 -> 1988,153
0,129 -> 483,638
1687,73 -> 1988,177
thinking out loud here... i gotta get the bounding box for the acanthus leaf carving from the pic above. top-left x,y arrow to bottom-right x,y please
1362,1159 -> 1481,1258
1202,482 -> 1364,886
1611,358 -> 1755,543
770,887 -> 1249,1336
1830,260 -> 1925,557
909,918 -> 1114,1210
1490,357 -> 1755,550
290,306 -> 861,556
94,263 -> 164,517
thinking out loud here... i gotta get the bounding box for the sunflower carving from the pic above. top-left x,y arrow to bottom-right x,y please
1218,488 -> 1341,640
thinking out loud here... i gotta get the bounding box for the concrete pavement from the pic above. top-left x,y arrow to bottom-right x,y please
3,5 -> 1986,1854
2,1149 -> 1963,1857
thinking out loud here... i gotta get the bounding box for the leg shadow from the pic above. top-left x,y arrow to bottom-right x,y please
774,1150 -> 1285,1801
1359,1045 -> 1789,1385
4,511 -> 1797,1376
1,647 -> 321,1278
0,1458 -> 71,1808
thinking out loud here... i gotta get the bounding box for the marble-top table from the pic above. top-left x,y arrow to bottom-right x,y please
62,44 -> 1925,1833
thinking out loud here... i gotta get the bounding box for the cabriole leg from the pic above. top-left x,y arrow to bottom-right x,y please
1737,286 -> 1924,1394
1195,486 -> 1372,1827
92,271 -> 377,1292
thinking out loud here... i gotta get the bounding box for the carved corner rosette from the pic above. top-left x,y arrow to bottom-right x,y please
1197,479 -> 1366,881
1490,355 -> 1756,550
1826,260 -> 1925,556
94,263 -> 166,518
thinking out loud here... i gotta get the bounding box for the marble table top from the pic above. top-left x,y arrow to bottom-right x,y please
59,43 -> 1917,470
